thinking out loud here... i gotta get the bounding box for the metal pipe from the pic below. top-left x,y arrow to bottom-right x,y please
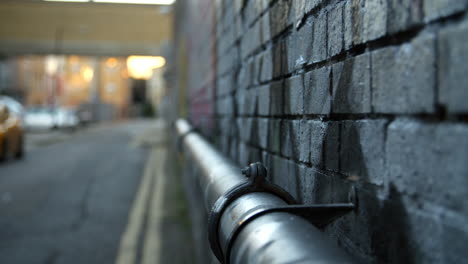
176,119 -> 354,264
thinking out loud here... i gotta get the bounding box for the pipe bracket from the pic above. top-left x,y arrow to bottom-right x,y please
208,162 -> 356,263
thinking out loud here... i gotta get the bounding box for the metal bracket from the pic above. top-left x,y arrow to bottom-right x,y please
207,162 -> 357,263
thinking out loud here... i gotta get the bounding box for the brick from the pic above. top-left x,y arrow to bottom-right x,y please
424,0 -> 467,22
268,119 -> 281,154
279,120 -> 302,159
257,118 -> 269,149
332,53 -> 371,113
344,0 -> 365,46
438,20 -> 468,113
260,50 -> 273,83
260,12 -> 271,45
219,117 -> 237,138
284,75 -> 304,115
269,0 -> 292,37
305,0 -> 323,13
236,87 -> 257,116
271,155 -> 287,185
272,39 -> 287,78
363,0 -> 387,42
270,80 -> 284,115
257,85 -> 270,116
324,121 -> 340,172
311,12 -> 327,63
295,19 -> 313,66
286,160 -> 301,200
387,0 -> 422,34
216,96 -> 234,115
309,121 -> 328,168
372,33 -> 435,113
340,119 -> 387,185
328,4 -> 344,57
238,142 -> 249,166
304,67 -> 331,114
286,33 -> 298,73
229,138 -> 239,163
299,120 -> 310,163
386,119 -> 468,215
237,117 -> 253,142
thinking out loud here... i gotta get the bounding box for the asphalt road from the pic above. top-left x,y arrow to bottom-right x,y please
0,121 -> 151,264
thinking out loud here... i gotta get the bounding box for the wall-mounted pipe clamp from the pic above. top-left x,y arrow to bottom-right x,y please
176,119 -> 356,264
207,162 -> 356,263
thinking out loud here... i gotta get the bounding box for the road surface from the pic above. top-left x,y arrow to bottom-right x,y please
0,120 -> 165,264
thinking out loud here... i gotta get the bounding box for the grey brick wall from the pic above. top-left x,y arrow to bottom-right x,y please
173,0 -> 468,263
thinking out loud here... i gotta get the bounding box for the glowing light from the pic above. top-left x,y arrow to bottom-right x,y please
93,0 -> 175,4
45,56 -> 59,75
81,66 -> 94,82
106,57 -> 118,68
44,0 -> 90,2
126,56 -> 166,80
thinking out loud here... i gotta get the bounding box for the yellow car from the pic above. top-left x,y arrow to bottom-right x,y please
0,102 -> 24,161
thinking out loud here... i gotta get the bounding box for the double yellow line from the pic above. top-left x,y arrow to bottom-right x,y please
115,147 -> 167,264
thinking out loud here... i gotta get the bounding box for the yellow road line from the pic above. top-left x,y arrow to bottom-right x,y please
141,147 -> 166,264
115,149 -> 157,264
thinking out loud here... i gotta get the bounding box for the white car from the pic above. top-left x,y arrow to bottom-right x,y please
0,96 -> 24,123
55,108 -> 79,130
24,108 -> 57,130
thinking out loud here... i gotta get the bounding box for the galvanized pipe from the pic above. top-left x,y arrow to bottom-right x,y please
176,119 -> 354,264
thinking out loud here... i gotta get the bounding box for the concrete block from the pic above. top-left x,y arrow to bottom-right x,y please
229,138 -> 239,163
372,33 -> 435,113
311,12 -> 328,63
304,67 -> 331,115
344,0 -> 365,46
270,80 -> 284,115
284,75 -> 304,115
268,119 -> 281,154
237,117 -> 253,142
258,85 -> 270,116
332,53 -> 371,113
309,121 -> 328,168
260,12 -> 271,45
269,0 -> 292,38
280,120 -> 302,159
216,96 -> 234,115
257,118 -> 269,149
295,18 -> 313,67
328,4 -> 344,57
271,155 -> 287,185
237,87 -> 257,116
438,19 -> 468,113
387,0 -> 422,34
272,39 -> 287,78
260,50 -> 273,83
324,121 -> 340,172
386,119 -> 468,215
340,119 -> 387,186
363,0 -> 387,42
299,120 -> 310,163
238,142 -> 249,166
424,0 -> 467,22
286,160 -> 301,200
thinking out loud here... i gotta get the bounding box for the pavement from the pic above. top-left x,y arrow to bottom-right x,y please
0,119 -> 193,264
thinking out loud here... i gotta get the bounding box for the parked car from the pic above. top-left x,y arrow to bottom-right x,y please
24,107 -> 57,131
0,102 -> 24,161
0,96 -> 25,123
55,108 -> 79,130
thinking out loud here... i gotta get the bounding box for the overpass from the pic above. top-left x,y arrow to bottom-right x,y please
0,0 -> 172,57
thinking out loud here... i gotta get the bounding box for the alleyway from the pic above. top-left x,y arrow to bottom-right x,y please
0,120 -> 192,264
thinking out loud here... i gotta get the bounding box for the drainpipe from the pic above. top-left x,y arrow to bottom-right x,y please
176,119 -> 355,264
